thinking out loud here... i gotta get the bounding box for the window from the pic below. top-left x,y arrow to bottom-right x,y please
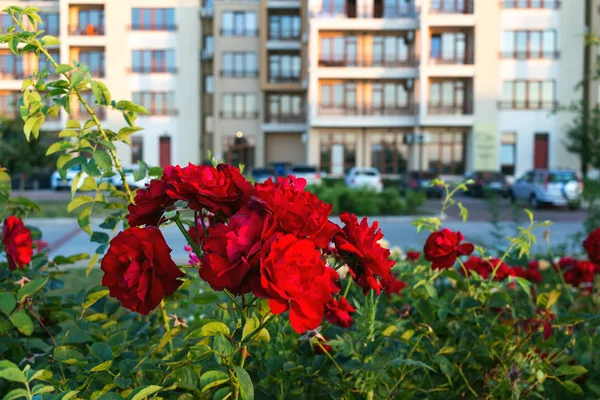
421,131 -> 466,175
266,94 -> 304,122
373,36 -> 411,66
269,14 -> 301,40
371,82 -> 411,114
430,32 -> 470,64
384,0 -> 413,17
0,50 -> 23,78
320,133 -> 357,175
501,80 -> 555,109
38,49 -> 59,74
0,92 -> 20,118
132,8 -> 176,31
132,50 -> 176,73
0,14 -> 12,31
79,49 -> 105,77
501,132 -> 516,175
221,93 -> 257,118
320,82 -> 356,112
321,0 -> 349,16
75,91 -> 106,120
131,137 -> 144,164
320,36 -> 357,66
429,80 -> 471,114
502,0 -> 559,8
502,30 -> 557,58
430,0 -> 474,13
40,12 -> 59,36
72,8 -> 104,35
371,132 -> 409,174
268,53 -> 301,83
221,52 -> 256,77
203,35 -> 213,54
132,92 -> 176,116
204,75 -> 214,94
221,11 -> 256,36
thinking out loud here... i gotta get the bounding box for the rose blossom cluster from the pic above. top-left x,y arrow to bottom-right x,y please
1,216 -> 33,271
101,163 -> 394,333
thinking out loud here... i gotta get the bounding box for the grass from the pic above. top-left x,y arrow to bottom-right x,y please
29,200 -> 120,218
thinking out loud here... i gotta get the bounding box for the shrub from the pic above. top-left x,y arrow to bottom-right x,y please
406,189 -> 428,211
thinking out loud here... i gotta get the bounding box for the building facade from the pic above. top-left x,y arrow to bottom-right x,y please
0,0 -> 201,168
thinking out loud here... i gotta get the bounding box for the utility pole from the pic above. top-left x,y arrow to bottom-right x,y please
582,0 -> 592,178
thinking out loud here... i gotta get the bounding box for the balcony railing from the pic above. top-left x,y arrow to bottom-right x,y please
318,104 -> 417,116
201,48 -> 214,60
268,31 -> 302,41
500,50 -> 560,59
429,52 -> 474,65
220,111 -> 260,119
428,102 -> 473,115
497,100 -> 558,110
220,29 -> 258,37
430,0 -> 474,14
0,70 -> 28,79
314,3 -> 416,18
131,23 -> 177,31
69,24 -> 105,36
500,0 -> 560,8
268,74 -> 302,83
265,113 -> 306,123
130,66 -> 177,74
220,70 -> 258,78
319,55 -> 418,67
200,7 -> 214,18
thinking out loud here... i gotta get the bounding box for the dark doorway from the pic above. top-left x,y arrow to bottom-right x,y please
159,136 -> 171,168
533,133 -> 549,169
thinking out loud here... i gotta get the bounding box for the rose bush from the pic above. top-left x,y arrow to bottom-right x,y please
0,6 -> 599,400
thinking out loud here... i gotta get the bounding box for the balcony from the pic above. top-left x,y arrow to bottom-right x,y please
267,0 -> 301,8
268,74 -> 302,84
319,104 -> 417,116
430,51 -> 474,65
312,104 -> 418,128
314,3 -> 416,18
200,6 -> 214,18
497,100 -> 558,110
428,102 -> 472,115
500,0 -> 560,8
69,24 -> 104,36
220,29 -> 258,37
319,55 -> 418,68
429,0 -> 474,14
220,70 -> 258,78
219,111 -> 260,119
201,48 -> 214,60
499,50 -> 560,60
265,113 -> 306,123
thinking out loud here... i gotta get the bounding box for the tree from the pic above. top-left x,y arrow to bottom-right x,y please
562,101 -> 600,179
0,117 -> 57,190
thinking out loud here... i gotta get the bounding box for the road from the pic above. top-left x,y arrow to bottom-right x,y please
31,194 -> 588,265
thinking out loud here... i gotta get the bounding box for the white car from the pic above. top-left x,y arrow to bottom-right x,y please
111,164 -> 153,189
345,167 -> 383,192
510,169 -> 583,209
50,165 -> 88,191
287,165 -> 322,186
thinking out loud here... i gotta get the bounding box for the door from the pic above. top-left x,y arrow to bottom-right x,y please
159,136 -> 171,168
533,133 -> 549,169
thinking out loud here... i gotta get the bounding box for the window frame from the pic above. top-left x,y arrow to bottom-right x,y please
221,11 -> 257,37
132,92 -> 177,116
500,80 -> 556,109
221,52 -> 257,78
268,52 -> 302,83
131,8 -> 176,31
131,50 -> 177,73
221,93 -> 258,119
502,29 -> 558,59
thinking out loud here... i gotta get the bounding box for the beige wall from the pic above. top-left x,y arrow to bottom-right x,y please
266,133 -> 305,163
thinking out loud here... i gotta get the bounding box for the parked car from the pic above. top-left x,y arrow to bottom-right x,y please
251,167 -> 277,184
510,169 -> 583,209
111,165 -> 153,189
269,162 -> 293,177
344,167 -> 383,192
287,165 -> 322,185
50,165 -> 88,191
465,171 -> 510,198
399,171 -> 444,198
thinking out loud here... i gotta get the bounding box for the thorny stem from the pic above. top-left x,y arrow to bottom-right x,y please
456,258 -> 472,293
159,300 -> 173,353
9,14 -> 134,204
28,303 -> 57,347
317,342 -> 343,376
342,277 -> 353,298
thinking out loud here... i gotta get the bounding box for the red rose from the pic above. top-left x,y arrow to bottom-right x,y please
2,216 -> 33,270
583,228 -> 600,264
333,213 -> 394,295
101,227 -> 184,314
200,205 -> 278,295
127,179 -> 175,227
259,234 -> 339,334
324,297 -> 356,328
528,260 -> 540,269
406,251 -> 421,261
557,256 -> 577,270
462,256 -> 489,279
526,268 -> 543,283
255,176 -> 338,248
563,260 -> 596,288
423,229 -> 474,270
163,163 -> 254,216
462,257 -> 515,281
523,310 -> 555,341
383,276 -> 407,298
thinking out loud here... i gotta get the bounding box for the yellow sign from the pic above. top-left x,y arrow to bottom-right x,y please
473,124 -> 498,171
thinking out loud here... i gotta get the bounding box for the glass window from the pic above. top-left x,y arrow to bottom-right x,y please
543,31 -> 555,55
542,81 -> 554,104
500,132 -> 516,175
132,8 -> 175,30
41,13 -> 60,36
530,32 -> 541,57
205,75 -> 213,93
515,82 -> 526,108
132,137 -> 144,163
222,11 -> 256,36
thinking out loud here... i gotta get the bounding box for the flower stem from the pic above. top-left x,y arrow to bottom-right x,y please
160,300 -> 173,352
174,214 -> 202,257
342,277 -> 353,298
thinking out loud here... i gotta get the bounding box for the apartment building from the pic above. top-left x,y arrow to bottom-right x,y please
305,0 -> 585,179
0,0 -> 201,168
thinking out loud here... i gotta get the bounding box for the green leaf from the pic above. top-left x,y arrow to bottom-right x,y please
555,365 -> 588,376
128,385 -> 162,400
90,360 -> 112,373
242,317 -> 270,342
0,368 -> 27,384
31,385 -> 54,395
71,71 -> 84,87
79,176 -> 97,191
23,116 -> 42,141
0,293 -> 16,315
9,311 -> 34,336
3,388 -> 29,399
488,292 -> 511,308
66,119 -> 81,129
200,370 -> 229,392
21,78 -> 33,91
562,380 -> 584,395
116,100 -> 149,114
117,126 -> 143,140
91,231 -> 110,244
17,278 -> 48,302
8,37 -> 18,56
545,290 -> 561,309
58,129 -> 78,138
515,277 -> 532,299
387,358 -> 436,372
46,140 -> 74,155
55,64 -> 73,74
82,290 -> 109,309
54,346 -> 87,365
41,35 -> 60,46
67,195 -> 94,213
96,81 -> 111,105
193,322 -> 230,338
234,366 -> 254,400
93,151 -> 112,172
77,207 -> 92,235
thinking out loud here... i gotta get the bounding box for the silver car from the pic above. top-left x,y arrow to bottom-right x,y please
510,169 -> 583,209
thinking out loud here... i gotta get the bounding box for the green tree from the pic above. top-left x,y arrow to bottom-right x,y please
0,117 -> 56,190
561,101 -> 600,179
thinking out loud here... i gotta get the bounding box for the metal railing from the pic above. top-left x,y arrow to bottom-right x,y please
499,50 -> 560,59
220,29 -> 258,37
313,3 -> 416,18
497,100 -> 558,110
130,66 -> 177,74
220,111 -> 260,119
429,51 -> 474,65
318,104 -> 417,116
268,74 -> 302,83
265,113 -> 306,123
500,0 -> 560,8
428,102 -> 473,115
68,24 -> 105,35
318,55 -> 418,67
220,70 -> 258,78
130,23 -> 177,31
430,0 -> 474,14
